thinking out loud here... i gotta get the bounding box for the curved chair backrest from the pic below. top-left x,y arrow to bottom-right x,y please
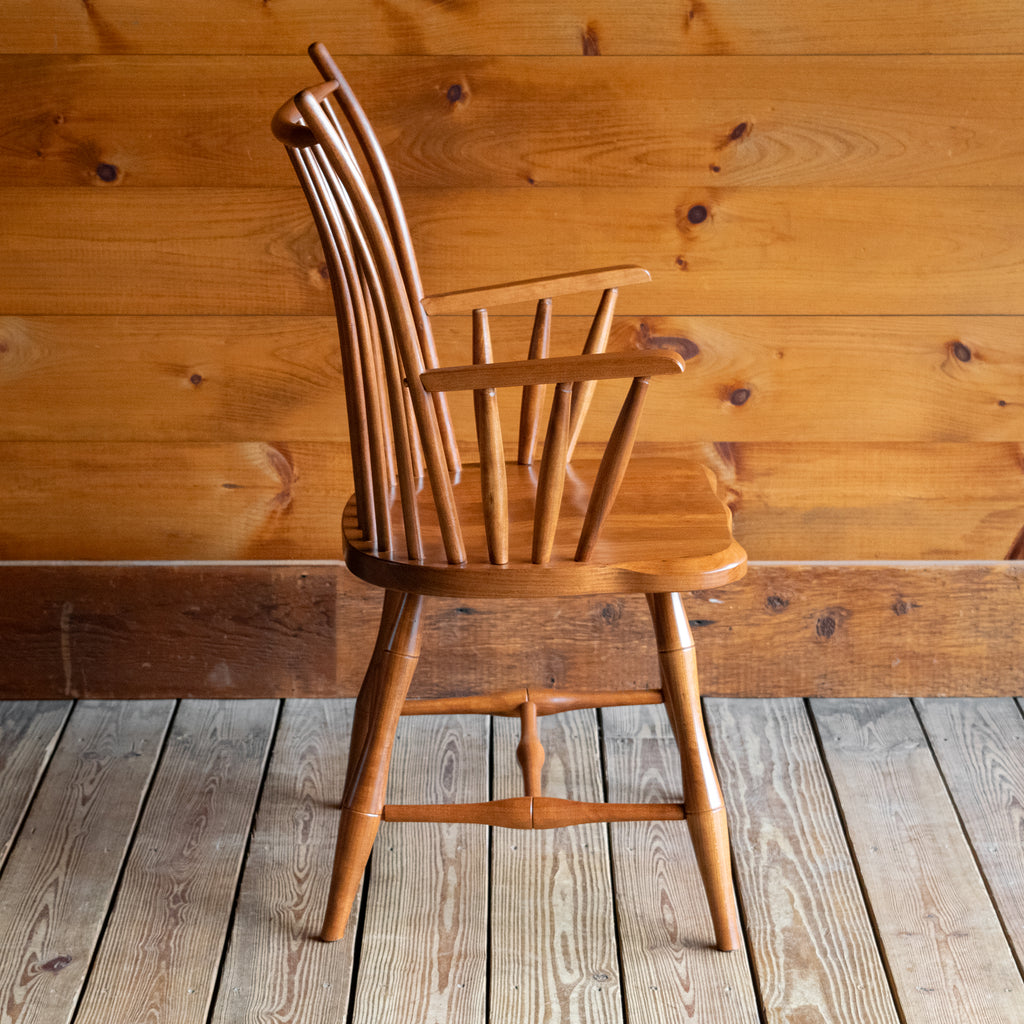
273,78 -> 468,566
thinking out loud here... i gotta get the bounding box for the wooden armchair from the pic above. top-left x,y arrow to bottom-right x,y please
271,43 -> 748,952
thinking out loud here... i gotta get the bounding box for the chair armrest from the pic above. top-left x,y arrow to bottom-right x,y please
419,350 -> 684,392
420,265 -> 650,315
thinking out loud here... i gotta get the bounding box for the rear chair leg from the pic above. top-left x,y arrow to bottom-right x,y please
321,590 -> 424,941
647,592 -> 741,952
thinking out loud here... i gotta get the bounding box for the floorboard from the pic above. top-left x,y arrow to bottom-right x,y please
74,699 -> 277,1024
491,710 -> 621,1024
0,696 -> 1021,1024
352,714 -> 490,1024
210,699 -> 357,1024
604,704 -> 760,1023
812,698 -> 1024,1023
706,698 -> 899,1024
0,700 -> 174,1024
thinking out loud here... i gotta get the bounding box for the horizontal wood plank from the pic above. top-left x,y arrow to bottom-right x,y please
2,440 -> 1021,559
4,1 -> 1024,54
0,441 -> 347,560
0,316 -> 344,442
2,188 -> 1023,316
0,564 -> 338,699
5,56 -> 1024,189
2,562 -> 1023,701
4,315 -> 1022,444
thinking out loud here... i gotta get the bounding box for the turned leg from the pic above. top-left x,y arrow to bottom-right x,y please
647,592 -> 740,952
321,590 -> 424,941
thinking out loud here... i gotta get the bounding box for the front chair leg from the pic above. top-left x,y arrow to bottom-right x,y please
321,590 -> 425,941
647,591 -> 741,952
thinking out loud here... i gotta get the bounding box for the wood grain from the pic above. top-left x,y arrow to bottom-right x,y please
705,698 -> 899,1023
490,709 -> 622,1024
406,187 -> 1024,317
1,441 -> 1022,560
3,188 -> 1023,317
351,714 -> 489,1024
210,700 -> 359,1024
3,315 -> 1022,444
0,701 -> 72,868
3,1 -> 1023,54
0,563 -> 338,700
3,562 -> 1024,701
0,441 -> 347,560
73,700 -> 277,1024
914,698 -> 1024,966
811,698 -> 1024,1022
0,700 -> 174,1024
602,704 -> 759,1022
0,315 -> 344,442
11,56 -> 1023,189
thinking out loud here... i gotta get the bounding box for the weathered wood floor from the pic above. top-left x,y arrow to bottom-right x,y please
1,697 -> 1023,1023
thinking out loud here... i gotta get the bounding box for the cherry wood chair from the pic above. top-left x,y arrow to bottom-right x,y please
271,43 -> 748,951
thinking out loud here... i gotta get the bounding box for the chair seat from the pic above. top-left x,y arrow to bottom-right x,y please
343,456 -> 747,598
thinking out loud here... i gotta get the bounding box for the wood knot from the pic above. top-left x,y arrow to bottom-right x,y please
636,322 -> 700,360
765,594 -> 789,611
41,955 -> 73,973
729,387 -> 751,406
950,340 -> 972,362
814,607 -> 849,640
96,163 -> 119,182
686,204 -> 708,225
189,373 -> 203,387
446,82 -> 469,106
581,23 -> 601,55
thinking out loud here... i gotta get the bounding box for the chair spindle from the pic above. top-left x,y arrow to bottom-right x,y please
532,381 -> 572,564
517,297 -> 552,466
566,287 -> 619,460
575,375 -> 651,562
473,309 -> 509,564
516,701 -> 544,797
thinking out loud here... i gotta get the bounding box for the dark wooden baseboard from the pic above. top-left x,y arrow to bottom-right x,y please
1,562 -> 1021,700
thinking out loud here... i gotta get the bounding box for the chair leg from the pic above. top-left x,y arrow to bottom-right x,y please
647,592 -> 741,952
321,590 -> 424,942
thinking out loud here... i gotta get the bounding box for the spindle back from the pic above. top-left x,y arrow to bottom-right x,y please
273,77 -> 467,565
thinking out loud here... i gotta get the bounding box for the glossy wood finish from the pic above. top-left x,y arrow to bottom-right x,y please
275,50 -> 746,950
649,593 -> 741,952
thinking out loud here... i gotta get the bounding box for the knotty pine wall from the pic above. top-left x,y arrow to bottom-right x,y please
1,2 -> 1023,697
